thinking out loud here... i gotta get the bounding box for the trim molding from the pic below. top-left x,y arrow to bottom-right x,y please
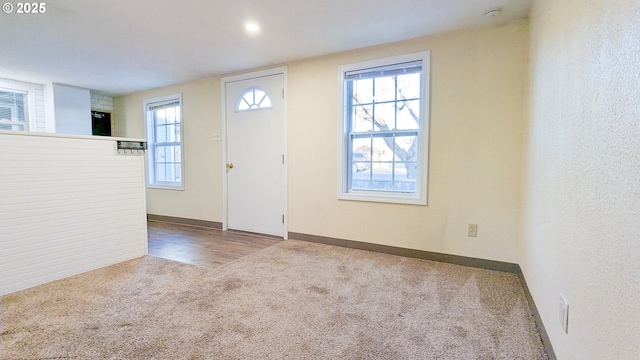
289,231 -> 556,359
517,266 -> 557,360
147,214 -> 222,229
289,232 -> 519,273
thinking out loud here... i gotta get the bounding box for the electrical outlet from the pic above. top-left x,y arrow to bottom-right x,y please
559,294 -> 569,333
212,133 -> 221,141
468,224 -> 478,237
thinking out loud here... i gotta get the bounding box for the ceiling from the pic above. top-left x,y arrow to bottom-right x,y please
0,0 -> 531,95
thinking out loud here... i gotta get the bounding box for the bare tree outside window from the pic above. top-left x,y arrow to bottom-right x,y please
346,67 -> 422,192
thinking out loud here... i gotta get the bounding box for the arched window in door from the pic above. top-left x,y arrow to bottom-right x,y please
237,88 -> 272,111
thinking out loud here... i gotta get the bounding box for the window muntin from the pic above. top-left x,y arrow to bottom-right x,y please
237,88 -> 272,111
340,53 -> 430,205
0,89 -> 28,131
145,95 -> 184,189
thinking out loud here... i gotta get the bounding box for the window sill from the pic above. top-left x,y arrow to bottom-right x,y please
147,184 -> 184,191
338,191 -> 426,206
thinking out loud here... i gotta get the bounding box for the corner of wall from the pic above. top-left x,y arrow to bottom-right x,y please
43,83 -> 56,133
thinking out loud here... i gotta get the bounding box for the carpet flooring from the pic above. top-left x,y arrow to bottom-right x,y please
0,240 -> 548,359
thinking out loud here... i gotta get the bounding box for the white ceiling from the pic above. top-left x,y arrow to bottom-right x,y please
0,0 -> 531,95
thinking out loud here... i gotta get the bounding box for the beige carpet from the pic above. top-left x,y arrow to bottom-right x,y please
1,240 -> 547,359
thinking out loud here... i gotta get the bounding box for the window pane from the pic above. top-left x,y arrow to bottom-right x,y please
371,162 -> 394,190
395,136 -> 418,186
374,76 -> 395,103
166,145 -> 176,163
353,136 -> 372,158
352,105 -> 373,132
174,145 -> 182,163
243,92 -> 254,105
155,108 -> 166,125
351,168 -> 371,190
394,135 -> 417,161
261,96 -> 272,108
394,163 -> 417,192
373,103 -> 395,130
372,136 -> 394,161
169,124 -> 179,143
165,106 -> 177,124
352,78 -> 373,105
155,125 -> 166,143
155,146 -> 166,164
397,100 -> 420,130
352,138 -> 371,174
166,124 -> 176,143
397,73 -> 421,100
156,163 -> 166,182
174,164 -> 182,182
255,90 -> 266,105
175,123 -> 181,141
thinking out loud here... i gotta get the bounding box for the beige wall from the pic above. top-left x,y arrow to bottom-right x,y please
115,21 -> 529,263
114,77 -> 222,222
523,0 -> 640,358
288,22 -> 528,263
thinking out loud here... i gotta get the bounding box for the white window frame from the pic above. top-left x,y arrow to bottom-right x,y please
338,51 -> 430,205
0,78 -> 38,131
144,94 -> 184,190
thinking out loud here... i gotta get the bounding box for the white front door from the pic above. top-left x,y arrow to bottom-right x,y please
224,72 -> 285,237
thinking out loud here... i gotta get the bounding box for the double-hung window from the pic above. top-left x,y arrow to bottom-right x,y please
145,94 -> 184,189
339,52 -> 430,205
0,89 -> 28,131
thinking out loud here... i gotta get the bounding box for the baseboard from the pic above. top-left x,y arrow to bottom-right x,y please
517,266 -> 557,360
288,232 -> 519,273
147,214 -> 222,230
289,231 -> 556,360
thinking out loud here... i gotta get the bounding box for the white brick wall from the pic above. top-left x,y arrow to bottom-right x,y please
0,131 -> 148,296
34,86 -> 46,131
90,92 -> 113,112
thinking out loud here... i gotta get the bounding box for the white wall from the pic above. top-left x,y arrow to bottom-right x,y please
0,77 -> 47,132
115,22 -> 528,263
53,83 -> 91,135
522,0 -> 640,358
0,131 -> 148,296
43,82 -> 57,132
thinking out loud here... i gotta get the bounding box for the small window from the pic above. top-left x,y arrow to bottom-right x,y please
237,88 -> 272,111
144,94 -> 184,189
0,89 -> 28,131
339,52 -> 430,205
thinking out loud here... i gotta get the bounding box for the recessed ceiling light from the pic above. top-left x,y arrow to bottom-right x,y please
245,22 -> 260,33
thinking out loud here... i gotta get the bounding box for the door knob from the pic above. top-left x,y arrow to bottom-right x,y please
226,163 -> 234,169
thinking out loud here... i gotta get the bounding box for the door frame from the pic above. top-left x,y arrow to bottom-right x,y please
220,66 -> 288,239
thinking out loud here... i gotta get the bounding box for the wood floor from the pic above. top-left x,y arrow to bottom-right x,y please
147,221 -> 283,268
